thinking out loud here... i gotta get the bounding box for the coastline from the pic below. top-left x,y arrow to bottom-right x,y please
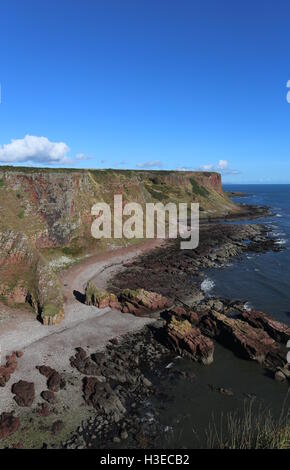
0,202 -> 289,449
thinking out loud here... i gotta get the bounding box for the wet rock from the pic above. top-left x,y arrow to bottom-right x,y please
12,380 -> 35,407
275,365 -> 290,382
209,385 -> 234,396
142,377 -> 152,388
200,310 -> 286,369
0,412 -> 20,439
166,317 -> 214,365
70,349 -> 100,376
83,377 -> 126,420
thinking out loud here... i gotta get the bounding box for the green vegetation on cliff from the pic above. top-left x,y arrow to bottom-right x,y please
0,166 -> 240,320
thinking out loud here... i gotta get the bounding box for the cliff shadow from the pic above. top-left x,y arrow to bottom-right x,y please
73,289 -> 86,304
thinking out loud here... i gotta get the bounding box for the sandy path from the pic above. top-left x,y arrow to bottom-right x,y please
0,239 -> 162,418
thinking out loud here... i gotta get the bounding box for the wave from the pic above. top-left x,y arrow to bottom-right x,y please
275,239 -> 287,245
244,302 -> 253,312
201,277 -> 215,293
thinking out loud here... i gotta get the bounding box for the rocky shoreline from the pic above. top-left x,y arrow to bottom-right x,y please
1,215 -> 289,449
61,219 -> 289,449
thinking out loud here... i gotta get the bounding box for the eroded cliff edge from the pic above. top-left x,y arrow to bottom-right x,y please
0,167 -> 242,323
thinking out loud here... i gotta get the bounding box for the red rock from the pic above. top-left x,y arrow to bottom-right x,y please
12,380 -> 35,407
166,317 -> 214,365
118,288 -> 173,316
0,352 -> 19,387
241,309 -> 290,344
47,371 -> 62,392
37,365 -> 65,392
0,412 -> 20,439
170,306 -> 199,324
201,310 -> 286,369
36,365 -> 55,379
41,390 -> 57,404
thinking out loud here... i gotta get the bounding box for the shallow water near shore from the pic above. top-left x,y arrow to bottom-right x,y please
148,185 -> 290,449
208,184 -> 290,324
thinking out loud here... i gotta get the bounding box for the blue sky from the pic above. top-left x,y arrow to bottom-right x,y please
0,0 -> 290,182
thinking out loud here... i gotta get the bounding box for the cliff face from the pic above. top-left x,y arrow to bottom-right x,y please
0,167 -> 237,322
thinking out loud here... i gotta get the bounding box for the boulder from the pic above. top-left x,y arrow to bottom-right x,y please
41,390 -> 57,404
12,380 -> 35,407
83,377 -> 126,419
0,412 -> 20,439
37,365 -> 65,391
118,288 -> 173,316
70,349 -> 100,376
85,282 -> 120,309
0,352 -> 19,387
165,316 -> 214,365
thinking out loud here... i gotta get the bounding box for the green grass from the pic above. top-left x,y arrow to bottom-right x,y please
190,178 -> 209,197
206,398 -> 290,449
18,209 -> 25,219
0,178 -> 4,188
42,303 -> 60,317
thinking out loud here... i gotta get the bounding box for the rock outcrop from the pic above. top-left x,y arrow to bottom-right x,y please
11,380 -> 35,407
199,310 -> 286,370
85,283 -> 172,317
240,309 -> 290,344
165,316 -> 214,365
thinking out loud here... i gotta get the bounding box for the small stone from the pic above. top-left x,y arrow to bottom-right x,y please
120,430 -> 128,440
142,377 -> 152,387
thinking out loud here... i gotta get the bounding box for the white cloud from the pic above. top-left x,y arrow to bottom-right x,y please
196,159 -> 240,176
218,159 -> 229,170
199,164 -> 215,171
136,160 -> 163,169
0,135 -> 71,164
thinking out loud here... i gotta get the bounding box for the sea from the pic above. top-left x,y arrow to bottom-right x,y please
149,185 -> 290,448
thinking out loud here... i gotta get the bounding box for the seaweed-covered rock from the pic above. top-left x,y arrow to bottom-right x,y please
85,282 -> 120,309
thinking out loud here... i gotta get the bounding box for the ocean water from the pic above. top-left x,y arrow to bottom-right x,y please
153,185 -> 290,448
207,184 -> 290,325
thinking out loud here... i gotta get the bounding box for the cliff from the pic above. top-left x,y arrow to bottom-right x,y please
0,167 -> 238,322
